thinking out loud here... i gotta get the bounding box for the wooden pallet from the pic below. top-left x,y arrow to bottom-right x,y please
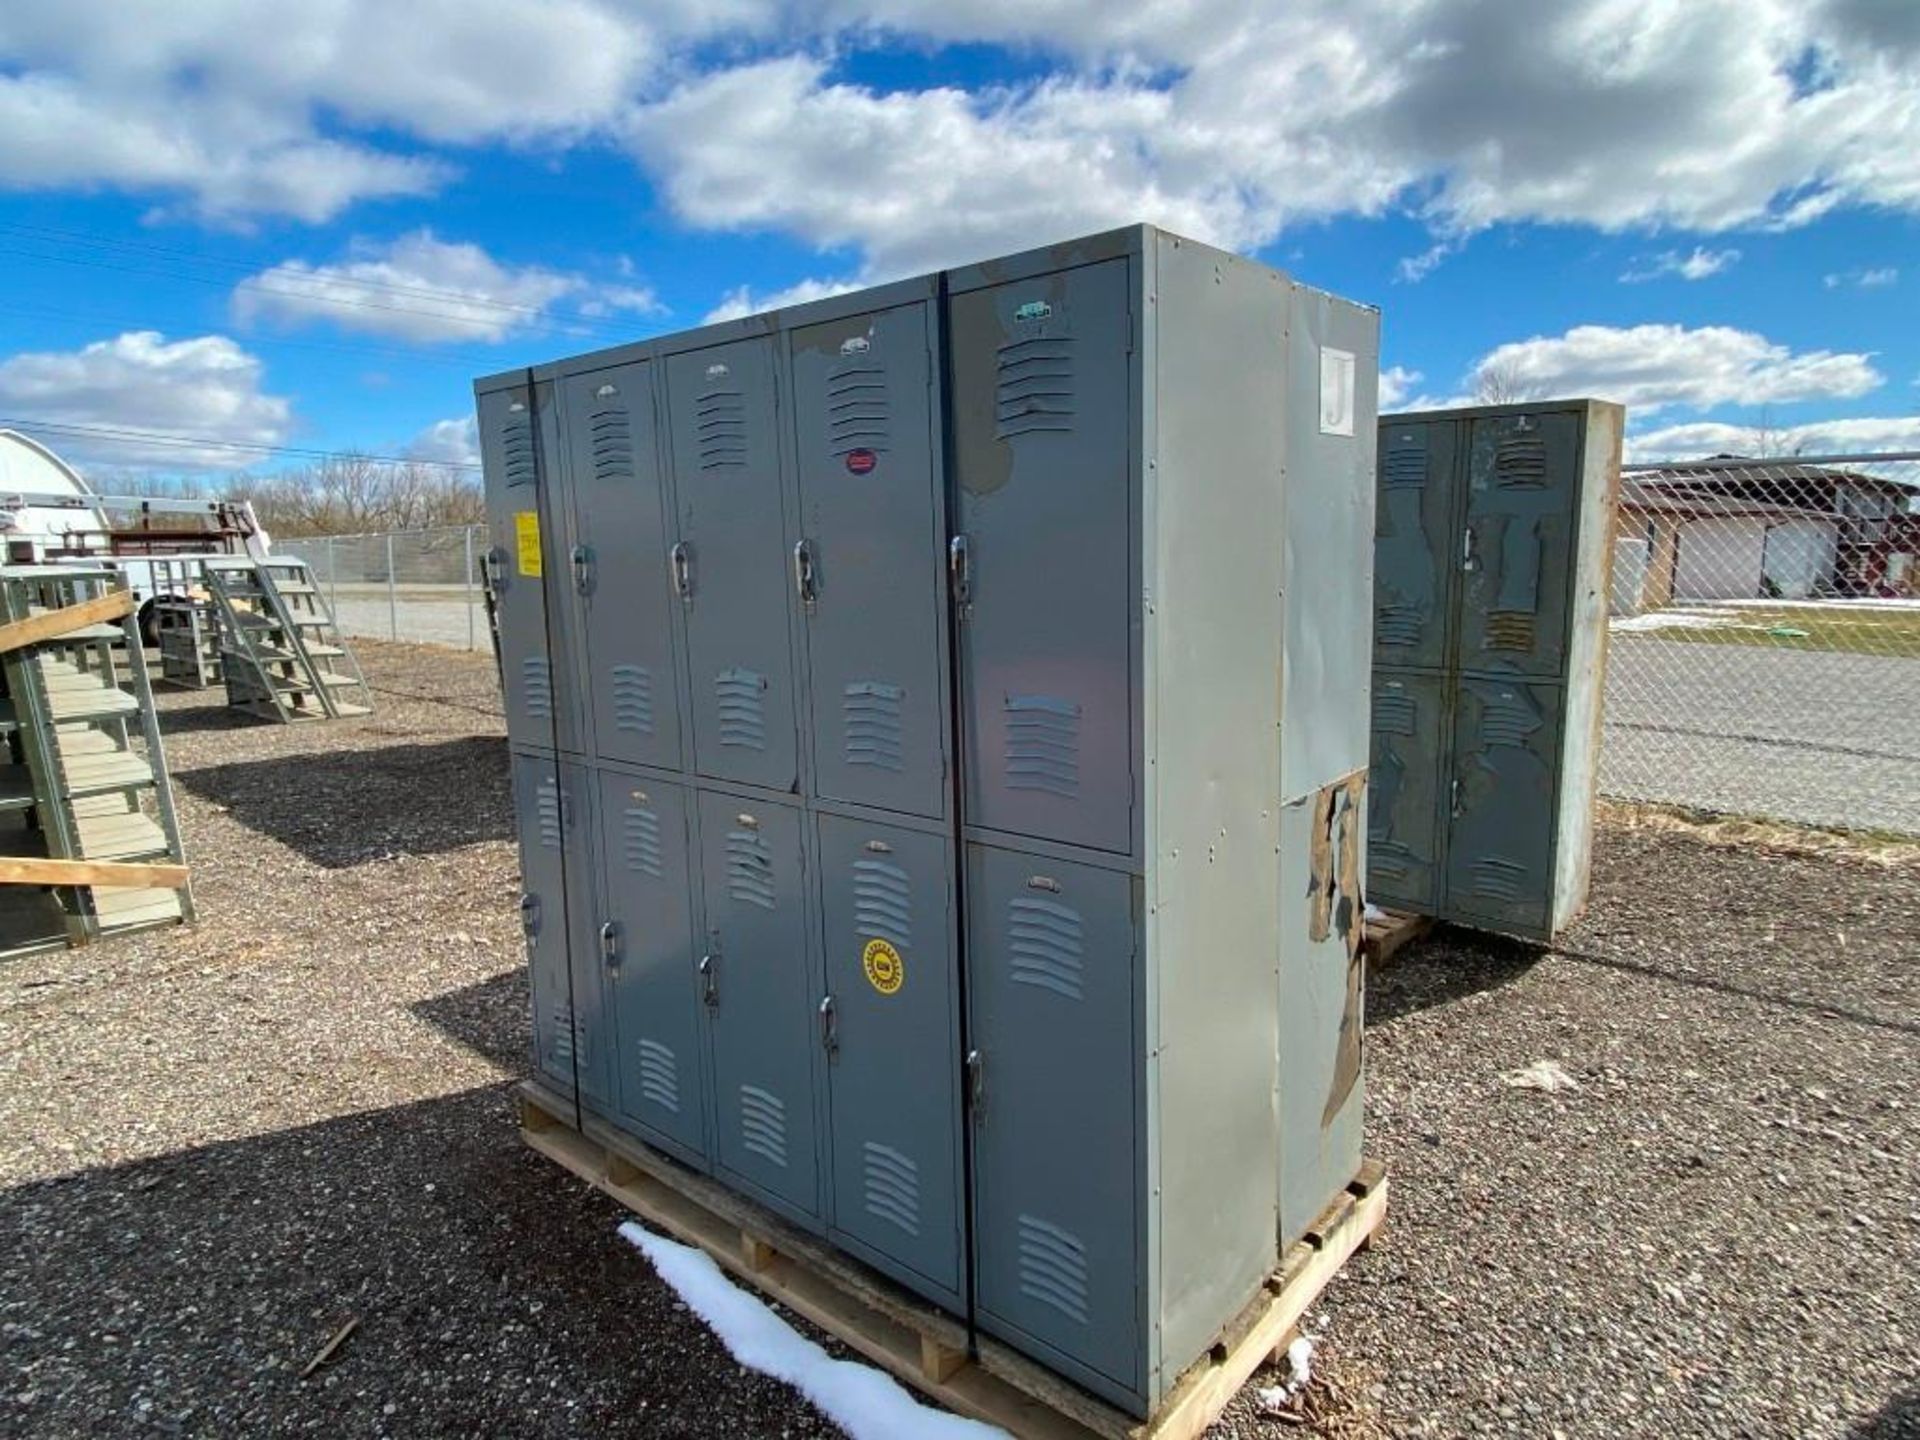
1362,909 -> 1433,967
518,1081 -> 1386,1440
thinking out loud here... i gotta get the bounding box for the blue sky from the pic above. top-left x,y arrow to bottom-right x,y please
0,0 -> 1915,485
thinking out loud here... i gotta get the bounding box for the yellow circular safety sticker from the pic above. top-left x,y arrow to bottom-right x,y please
862,938 -> 904,996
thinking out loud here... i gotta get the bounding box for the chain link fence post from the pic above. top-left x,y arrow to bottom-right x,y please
464,525 -> 477,652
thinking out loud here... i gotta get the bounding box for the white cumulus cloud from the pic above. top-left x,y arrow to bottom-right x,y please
406,416 -> 481,468
1379,365 -> 1424,410
705,277 -> 864,324
1627,414 -> 1920,461
0,331 -> 292,470
1621,247 -> 1742,283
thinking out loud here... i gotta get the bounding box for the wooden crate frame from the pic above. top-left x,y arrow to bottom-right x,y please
518,1080 -> 1386,1440
1362,908 -> 1434,967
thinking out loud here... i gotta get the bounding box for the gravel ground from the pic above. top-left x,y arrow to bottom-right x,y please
2,642 -> 1915,1439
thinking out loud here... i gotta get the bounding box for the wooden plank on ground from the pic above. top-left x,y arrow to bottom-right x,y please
0,856 -> 188,889
0,592 -> 133,656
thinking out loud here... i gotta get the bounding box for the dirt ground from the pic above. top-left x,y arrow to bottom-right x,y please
1,641 -> 1914,1439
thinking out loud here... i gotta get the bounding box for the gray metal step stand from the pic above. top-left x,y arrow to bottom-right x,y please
203,557 -> 373,722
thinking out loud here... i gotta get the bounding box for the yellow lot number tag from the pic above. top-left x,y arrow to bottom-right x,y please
514,511 -> 542,577
862,938 -> 903,996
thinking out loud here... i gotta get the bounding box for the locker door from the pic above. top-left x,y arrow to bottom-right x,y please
951,261 -> 1133,854
666,339 -> 799,791
1367,671 -> 1448,913
512,753 -> 608,1107
564,362 -> 684,771
968,844 -> 1139,1399
1442,677 -> 1561,938
597,771 -> 706,1161
697,792 -> 820,1221
1456,411 -> 1582,676
816,815 -> 960,1303
482,382 -> 581,753
790,302 -> 946,819
1373,419 -> 1459,670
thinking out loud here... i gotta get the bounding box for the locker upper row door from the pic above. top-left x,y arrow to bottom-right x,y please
951,260 -> 1134,855
1456,410 -> 1581,677
1373,419 -> 1459,671
562,362 -> 683,772
788,301 -> 946,820
481,382 -> 582,754
666,337 -> 800,791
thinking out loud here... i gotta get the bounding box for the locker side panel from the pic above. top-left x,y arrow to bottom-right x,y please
697,791 -> 821,1224
968,843 -> 1141,1409
1373,418 -> 1459,672
667,338 -> 801,791
564,362 -> 685,771
1456,411 -> 1582,677
816,815 -> 961,1306
789,301 -> 948,819
481,382 -> 581,754
598,771 -> 707,1163
1366,670 -> 1448,913
951,259 -> 1134,855
1443,676 -> 1562,938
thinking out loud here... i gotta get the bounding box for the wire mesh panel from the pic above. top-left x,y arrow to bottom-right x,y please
1602,452 -> 1920,835
275,525 -> 487,652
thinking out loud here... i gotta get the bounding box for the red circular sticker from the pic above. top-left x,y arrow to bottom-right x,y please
845,448 -> 877,475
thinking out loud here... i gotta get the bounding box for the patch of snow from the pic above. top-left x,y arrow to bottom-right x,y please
618,1222 -> 1009,1440
1363,903 -> 1387,923
1711,597 -> 1920,611
1500,1058 -> 1581,1093
1286,1333 -> 1314,1389
1610,610 -> 1732,632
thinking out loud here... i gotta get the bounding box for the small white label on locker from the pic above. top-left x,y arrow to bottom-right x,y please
1319,346 -> 1356,437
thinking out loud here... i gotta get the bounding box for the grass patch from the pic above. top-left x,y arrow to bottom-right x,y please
1616,603 -> 1920,657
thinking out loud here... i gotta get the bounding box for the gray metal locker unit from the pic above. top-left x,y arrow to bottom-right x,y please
1369,399 -> 1623,940
946,227 -> 1378,1414
478,377 -> 584,757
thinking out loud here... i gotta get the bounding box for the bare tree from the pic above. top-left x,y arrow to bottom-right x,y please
1472,360 -> 1533,405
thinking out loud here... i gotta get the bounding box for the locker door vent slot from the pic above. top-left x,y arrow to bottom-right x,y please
1382,444 -> 1428,488
1494,435 -> 1548,488
1372,691 -> 1418,736
1007,896 -> 1084,1001
994,338 -> 1076,439
695,390 -> 748,470
610,664 -> 656,736
739,1084 -> 789,1167
522,657 -> 554,721
1368,841 -> 1413,882
534,776 -> 563,849
724,828 -> 777,910
1485,614 -> 1536,651
636,1038 -> 681,1113
1471,857 -> 1526,900
852,858 -> 912,947
1480,690 -> 1542,748
843,681 -> 905,772
826,365 -> 890,456
549,1000 -> 575,1064
1016,1213 -> 1091,1324
589,406 -> 634,485
620,804 -> 664,879
715,668 -> 768,751
861,1141 -> 922,1237
501,411 -> 535,487
1003,693 -> 1080,796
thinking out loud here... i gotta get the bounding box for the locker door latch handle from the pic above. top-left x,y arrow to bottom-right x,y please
1450,777 -> 1463,817
670,541 -> 693,600
482,548 -> 506,598
1461,525 -> 1478,572
599,920 -> 621,967
965,1048 -> 985,1119
818,995 -> 838,1055
571,544 -> 593,595
698,953 -> 718,1007
519,892 -> 540,938
793,539 -> 818,612
948,534 -> 971,610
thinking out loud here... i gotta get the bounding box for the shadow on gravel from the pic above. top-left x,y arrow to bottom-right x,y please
150,698 -> 261,736
1852,1385 -> 1920,1438
1367,928 -> 1545,1026
0,1086 -> 832,1439
175,736 -> 511,867
411,968 -> 529,1073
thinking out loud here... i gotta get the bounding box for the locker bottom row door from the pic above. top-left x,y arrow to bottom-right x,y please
816,815 -> 961,1306
514,754 -> 609,1111
598,772 -> 706,1164
967,844 -> 1141,1406
698,793 -> 822,1224
1367,672 -> 1447,913
1444,676 -> 1561,938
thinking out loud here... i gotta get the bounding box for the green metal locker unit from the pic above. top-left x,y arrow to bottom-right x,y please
477,227 -> 1379,1418
1369,399 -> 1623,941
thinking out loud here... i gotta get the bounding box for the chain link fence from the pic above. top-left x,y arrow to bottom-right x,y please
1601,452 -> 1920,835
281,453 -> 1920,836
275,524 -> 489,653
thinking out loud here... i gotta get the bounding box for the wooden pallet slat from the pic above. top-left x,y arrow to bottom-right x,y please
517,1081 -> 1386,1440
